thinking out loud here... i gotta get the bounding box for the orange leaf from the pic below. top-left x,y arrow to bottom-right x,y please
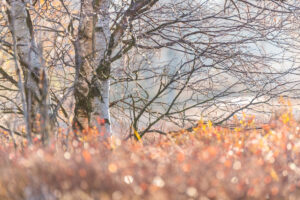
82,150 -> 92,163
177,152 -> 185,163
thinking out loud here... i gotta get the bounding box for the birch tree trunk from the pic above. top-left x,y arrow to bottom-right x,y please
7,0 -> 51,141
92,0 -> 111,135
74,0 -> 111,137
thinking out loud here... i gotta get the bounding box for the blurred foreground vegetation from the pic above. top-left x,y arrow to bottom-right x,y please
0,104 -> 300,200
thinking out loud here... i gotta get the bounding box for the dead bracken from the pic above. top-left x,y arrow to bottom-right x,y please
0,107 -> 299,200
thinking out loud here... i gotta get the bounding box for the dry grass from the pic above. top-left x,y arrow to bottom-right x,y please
0,104 -> 300,199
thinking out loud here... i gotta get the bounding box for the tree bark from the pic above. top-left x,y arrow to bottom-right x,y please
74,0 -> 111,137
7,0 -> 51,141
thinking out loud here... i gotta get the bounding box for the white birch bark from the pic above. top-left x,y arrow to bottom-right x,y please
73,0 -> 94,130
7,0 -> 51,139
92,0 -> 111,136
74,0 -> 111,137
8,0 -> 42,96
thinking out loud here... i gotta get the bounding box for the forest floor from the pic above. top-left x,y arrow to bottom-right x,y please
0,105 -> 300,199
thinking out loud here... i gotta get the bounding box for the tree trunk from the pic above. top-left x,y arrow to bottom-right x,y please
7,0 -> 51,141
74,0 -> 111,137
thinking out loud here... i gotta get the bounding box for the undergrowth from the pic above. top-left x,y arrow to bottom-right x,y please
0,102 -> 300,199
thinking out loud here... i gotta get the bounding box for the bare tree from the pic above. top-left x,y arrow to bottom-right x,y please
5,0 -> 52,142
1,0 -> 300,141
73,0 -> 111,137
108,0 -> 300,137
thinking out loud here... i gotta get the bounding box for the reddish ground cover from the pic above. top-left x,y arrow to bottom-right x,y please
0,107 -> 299,200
